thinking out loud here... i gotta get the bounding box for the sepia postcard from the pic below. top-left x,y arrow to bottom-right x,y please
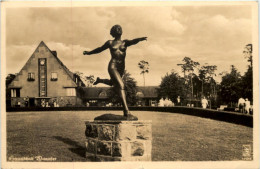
1,1 -> 259,169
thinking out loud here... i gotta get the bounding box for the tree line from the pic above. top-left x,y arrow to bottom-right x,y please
6,44 -> 253,108
158,44 -> 253,108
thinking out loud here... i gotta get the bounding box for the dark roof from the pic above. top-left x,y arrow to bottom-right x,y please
82,86 -> 158,99
83,87 -> 111,99
136,86 -> 158,98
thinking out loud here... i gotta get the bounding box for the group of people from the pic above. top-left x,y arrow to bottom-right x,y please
158,97 -> 175,107
41,99 -> 50,107
158,96 -> 209,108
238,97 -> 251,114
201,97 -> 209,109
40,99 -> 59,107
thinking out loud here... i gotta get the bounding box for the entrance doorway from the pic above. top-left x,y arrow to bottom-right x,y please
29,98 -> 35,107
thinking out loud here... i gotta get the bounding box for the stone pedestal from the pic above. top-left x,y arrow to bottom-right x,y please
85,120 -> 152,161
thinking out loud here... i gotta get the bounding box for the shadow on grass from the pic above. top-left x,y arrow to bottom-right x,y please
52,136 -> 86,158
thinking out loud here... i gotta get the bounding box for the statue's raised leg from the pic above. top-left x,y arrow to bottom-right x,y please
93,77 -> 112,86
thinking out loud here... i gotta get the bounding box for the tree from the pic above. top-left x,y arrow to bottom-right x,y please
199,65 -> 217,98
241,67 -> 253,102
218,44 -> 253,106
108,70 -> 137,106
74,71 -> 94,87
243,44 -> 252,68
199,66 -> 207,97
138,60 -> 149,87
157,70 -> 188,103
179,57 -> 200,75
6,73 -> 16,86
241,44 -> 253,102
85,75 -> 95,87
219,65 -> 242,105
191,74 -> 202,99
177,57 -> 200,100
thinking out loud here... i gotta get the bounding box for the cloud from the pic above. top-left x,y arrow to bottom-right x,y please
6,44 -> 36,74
5,5 -> 253,86
46,41 -> 110,74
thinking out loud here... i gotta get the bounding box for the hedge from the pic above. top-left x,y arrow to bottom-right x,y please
6,106 -> 252,127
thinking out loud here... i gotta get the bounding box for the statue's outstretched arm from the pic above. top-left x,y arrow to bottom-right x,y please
83,41 -> 110,55
125,37 -> 147,47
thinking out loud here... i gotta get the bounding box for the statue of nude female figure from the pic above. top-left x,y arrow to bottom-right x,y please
83,25 -> 147,120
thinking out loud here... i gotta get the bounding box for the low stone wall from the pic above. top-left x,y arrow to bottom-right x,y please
85,120 -> 152,161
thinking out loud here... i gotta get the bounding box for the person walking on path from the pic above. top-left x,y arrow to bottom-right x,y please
245,98 -> 251,114
201,97 -> 208,109
238,97 -> 245,113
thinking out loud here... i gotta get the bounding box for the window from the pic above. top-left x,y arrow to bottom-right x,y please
11,89 -> 20,97
39,58 -> 47,97
51,72 -> 58,81
89,100 -> 97,103
27,73 -> 35,81
99,91 -> 107,98
136,91 -> 144,98
66,88 -> 76,96
150,100 -> 156,107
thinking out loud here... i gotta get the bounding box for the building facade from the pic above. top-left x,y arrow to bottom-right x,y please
136,86 -> 158,106
83,86 -> 159,107
83,87 -> 110,107
7,41 -> 84,107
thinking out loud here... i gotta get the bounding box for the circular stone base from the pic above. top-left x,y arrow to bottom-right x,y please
94,113 -> 138,121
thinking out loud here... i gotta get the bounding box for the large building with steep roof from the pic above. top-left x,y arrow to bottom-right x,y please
7,41 -> 85,107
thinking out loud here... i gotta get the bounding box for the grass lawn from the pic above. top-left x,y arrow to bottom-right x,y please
6,111 -> 252,161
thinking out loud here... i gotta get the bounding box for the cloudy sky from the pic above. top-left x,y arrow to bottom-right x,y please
5,4 -> 253,86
